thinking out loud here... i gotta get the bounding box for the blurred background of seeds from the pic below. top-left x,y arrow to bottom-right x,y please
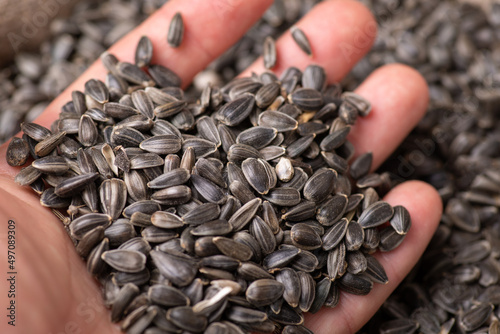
2,0 -> 500,332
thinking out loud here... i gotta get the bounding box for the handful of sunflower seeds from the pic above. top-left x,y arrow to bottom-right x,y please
8,34 -> 411,334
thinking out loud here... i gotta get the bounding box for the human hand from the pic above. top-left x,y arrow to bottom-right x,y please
0,0 -> 442,333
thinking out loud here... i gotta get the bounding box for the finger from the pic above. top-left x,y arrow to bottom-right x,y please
33,0 -> 273,127
348,64 -> 429,170
0,176 -> 121,334
305,181 -> 442,334
241,0 -> 377,82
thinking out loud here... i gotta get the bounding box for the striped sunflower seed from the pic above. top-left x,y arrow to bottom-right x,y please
246,279 -> 284,307
139,135 -> 181,155
135,36 -> 153,68
290,26 -> 312,56
359,201 -> 394,228
237,126 -> 277,150
167,12 -> 184,48
55,172 -> 99,198
263,36 -> 277,69
216,94 -> 255,126
258,110 -> 298,132
101,249 -> 146,273
6,137 -> 30,166
147,168 -> 190,189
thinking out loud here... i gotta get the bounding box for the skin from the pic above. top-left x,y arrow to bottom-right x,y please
0,0 -> 442,333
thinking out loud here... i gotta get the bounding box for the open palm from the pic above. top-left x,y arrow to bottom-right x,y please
0,1 -> 442,333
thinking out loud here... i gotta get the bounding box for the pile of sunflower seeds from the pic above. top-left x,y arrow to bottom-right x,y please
7,30 -> 411,332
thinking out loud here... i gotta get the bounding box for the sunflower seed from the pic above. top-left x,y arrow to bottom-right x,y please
135,36 -> 153,68
21,122 -> 51,141
250,216 -> 276,255
190,174 -> 226,204
181,202 -> 220,226
286,134 -> 315,158
194,158 -> 226,188
101,249 -> 146,273
322,218 -> 349,251
290,26 -> 312,56
32,156 -> 69,174
290,223 -> 322,251
263,36 -> 277,69
364,254 -> 388,284
302,65 -> 326,91
316,194 -> 348,226
389,205 -> 411,235
167,12 -> 184,48
150,250 -> 197,287
359,201 -> 394,228
116,62 -> 155,87
151,185 -> 191,205
123,170 -> 149,201
216,94 -> 255,126
263,187 -> 301,207
275,268 -> 301,308
6,137 -> 30,166
460,303 -> 493,331
69,213 -> 112,240
258,110 -> 298,132
379,226 -> 406,252
138,135 -> 181,155
146,168 -> 190,189
338,272 -> 373,295
148,284 -> 189,308
128,153 -> 163,170
246,279 -> 284,307
230,81 -> 262,101
240,158 -> 269,195
149,64 -> 182,88
34,131 -> 66,157
111,283 -> 140,322
342,92 -> 372,117
88,238 -> 110,276
105,220 -> 136,247
54,173 -> 99,198
350,152 -> 373,180
76,226 -> 105,259
256,82 -> 281,109
130,90 -> 154,120
298,271 -> 315,312
213,237 -> 253,261
303,168 -> 336,202
263,246 -> 300,270
345,220 -> 364,251
85,79 -> 109,104
197,116 -> 221,147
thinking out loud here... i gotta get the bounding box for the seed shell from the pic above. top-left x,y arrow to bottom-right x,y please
167,12 -> 184,48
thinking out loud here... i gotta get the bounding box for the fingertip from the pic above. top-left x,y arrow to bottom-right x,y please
377,180 -> 442,278
304,180 -> 442,334
357,63 -> 429,120
242,0 -> 377,80
350,63 -> 430,168
384,180 -> 442,241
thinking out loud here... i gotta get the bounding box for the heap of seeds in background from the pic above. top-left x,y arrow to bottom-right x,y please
4,0 -> 500,333
8,28 -> 411,332
355,1 -> 500,333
